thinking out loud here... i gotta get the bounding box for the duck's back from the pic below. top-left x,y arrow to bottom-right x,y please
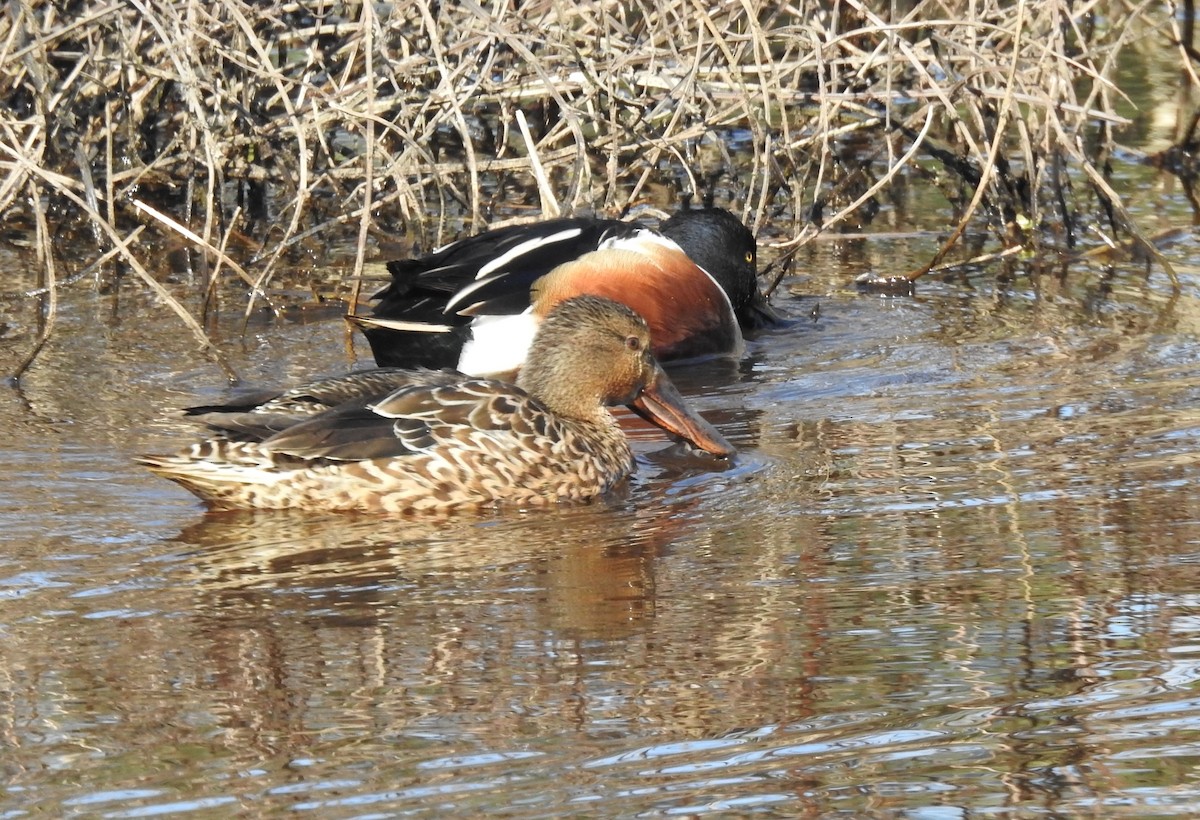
141,378 -> 635,513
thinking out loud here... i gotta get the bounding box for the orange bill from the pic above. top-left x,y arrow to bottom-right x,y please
628,364 -> 736,458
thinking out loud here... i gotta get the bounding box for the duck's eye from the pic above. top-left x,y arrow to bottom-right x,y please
745,251 -> 755,264
625,335 -> 642,352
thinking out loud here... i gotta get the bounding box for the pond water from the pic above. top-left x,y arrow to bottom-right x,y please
5,211 -> 1200,816
6,129 -> 1200,817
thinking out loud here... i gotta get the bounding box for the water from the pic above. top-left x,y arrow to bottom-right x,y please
5,223 -> 1200,816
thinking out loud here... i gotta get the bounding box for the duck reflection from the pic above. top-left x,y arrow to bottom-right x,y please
170,479 -> 706,641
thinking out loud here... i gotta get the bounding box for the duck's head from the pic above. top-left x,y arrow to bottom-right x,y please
518,296 -> 735,458
661,207 -> 781,331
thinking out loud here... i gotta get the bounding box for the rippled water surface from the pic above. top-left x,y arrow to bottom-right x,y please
6,189 -> 1200,814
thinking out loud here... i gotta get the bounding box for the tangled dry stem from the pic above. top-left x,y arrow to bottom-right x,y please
0,0 -> 1183,377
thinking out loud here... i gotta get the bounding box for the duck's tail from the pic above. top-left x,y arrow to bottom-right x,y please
136,441 -> 296,509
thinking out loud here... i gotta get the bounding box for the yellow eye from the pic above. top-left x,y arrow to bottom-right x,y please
745,251 -> 755,264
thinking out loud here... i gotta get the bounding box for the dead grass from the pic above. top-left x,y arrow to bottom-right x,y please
0,0 -> 1186,376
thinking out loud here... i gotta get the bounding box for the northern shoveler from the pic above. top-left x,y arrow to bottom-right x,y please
351,207 -> 780,376
139,296 -> 735,513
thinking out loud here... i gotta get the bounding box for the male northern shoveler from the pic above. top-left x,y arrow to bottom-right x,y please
139,296 -> 734,513
350,207 -> 780,376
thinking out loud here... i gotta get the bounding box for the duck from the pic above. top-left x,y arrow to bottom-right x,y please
350,206 -> 780,376
139,296 -> 735,513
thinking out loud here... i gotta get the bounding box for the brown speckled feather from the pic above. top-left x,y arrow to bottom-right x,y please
138,296 -> 733,513
139,383 -> 632,513
185,368 -> 464,442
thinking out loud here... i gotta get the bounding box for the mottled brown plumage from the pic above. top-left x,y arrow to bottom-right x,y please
138,296 -> 734,513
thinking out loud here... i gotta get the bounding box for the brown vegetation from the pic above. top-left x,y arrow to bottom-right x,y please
0,0 -> 1190,376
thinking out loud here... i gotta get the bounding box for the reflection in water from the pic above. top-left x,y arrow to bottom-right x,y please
176,502 -> 675,639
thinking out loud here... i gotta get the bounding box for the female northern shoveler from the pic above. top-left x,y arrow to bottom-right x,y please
139,296 -> 734,513
350,207 -> 780,376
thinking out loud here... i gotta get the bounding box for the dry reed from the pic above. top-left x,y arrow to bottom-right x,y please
0,0 -> 1187,376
